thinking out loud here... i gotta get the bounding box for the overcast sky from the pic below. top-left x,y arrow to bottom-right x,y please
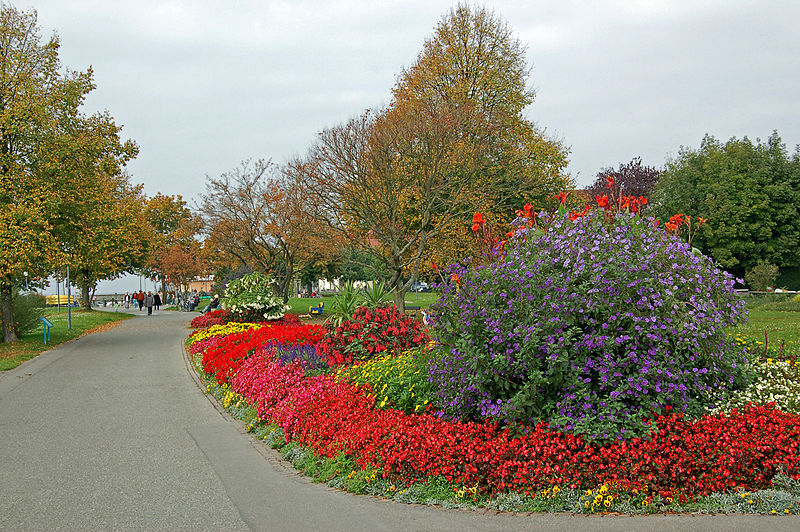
22,0 -> 799,293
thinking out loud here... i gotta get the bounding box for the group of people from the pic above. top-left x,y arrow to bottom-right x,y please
124,290 -> 162,315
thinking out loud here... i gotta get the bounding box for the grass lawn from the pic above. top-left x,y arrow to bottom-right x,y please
0,308 -> 133,371
736,307 -> 800,351
286,291 -> 440,316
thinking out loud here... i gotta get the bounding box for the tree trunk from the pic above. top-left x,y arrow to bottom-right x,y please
389,267 -> 405,313
80,283 -> 93,311
1,280 -> 18,343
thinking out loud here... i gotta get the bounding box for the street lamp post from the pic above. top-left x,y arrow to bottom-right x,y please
23,271 -> 28,291
66,264 -> 72,329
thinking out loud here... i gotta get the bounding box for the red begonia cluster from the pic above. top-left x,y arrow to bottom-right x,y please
231,349 -> 800,499
190,309 -> 233,328
202,323 -> 324,384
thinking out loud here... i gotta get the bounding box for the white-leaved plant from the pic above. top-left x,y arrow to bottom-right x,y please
222,272 -> 289,322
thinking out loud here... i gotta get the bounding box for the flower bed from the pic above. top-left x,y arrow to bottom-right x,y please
201,323 -> 324,384
228,346 -> 800,501
187,192 -> 800,513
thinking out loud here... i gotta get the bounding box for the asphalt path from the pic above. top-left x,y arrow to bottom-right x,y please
1,308 -> 799,531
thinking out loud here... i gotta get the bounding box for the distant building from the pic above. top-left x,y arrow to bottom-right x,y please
188,275 -> 214,293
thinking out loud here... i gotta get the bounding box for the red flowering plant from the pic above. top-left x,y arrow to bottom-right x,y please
202,323 -> 324,384
317,305 -> 429,366
230,347 -> 800,500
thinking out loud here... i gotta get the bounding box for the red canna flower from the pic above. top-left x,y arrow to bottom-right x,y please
596,195 -> 609,209
555,192 -> 569,205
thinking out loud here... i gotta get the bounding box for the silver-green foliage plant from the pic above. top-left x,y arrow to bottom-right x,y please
222,272 -> 289,322
329,281 -> 361,327
361,280 -> 392,308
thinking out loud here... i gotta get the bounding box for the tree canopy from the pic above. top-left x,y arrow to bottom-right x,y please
301,4 -> 571,308
651,132 -> 800,286
0,6 -> 144,339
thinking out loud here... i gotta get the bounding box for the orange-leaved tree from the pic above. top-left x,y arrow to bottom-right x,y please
300,5 -> 570,310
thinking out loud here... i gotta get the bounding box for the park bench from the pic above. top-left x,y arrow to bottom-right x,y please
404,305 -> 421,316
309,301 -> 324,316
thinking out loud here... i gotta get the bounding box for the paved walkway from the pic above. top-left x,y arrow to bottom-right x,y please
1,310 -> 798,531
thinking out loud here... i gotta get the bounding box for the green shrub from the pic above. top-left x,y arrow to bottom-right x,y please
745,262 -> 779,291
13,292 -> 46,336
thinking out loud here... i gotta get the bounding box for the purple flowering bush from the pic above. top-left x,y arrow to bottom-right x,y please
429,210 -> 749,441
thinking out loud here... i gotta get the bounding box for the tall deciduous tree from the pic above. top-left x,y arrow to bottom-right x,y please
143,193 -> 202,294
302,4 -> 570,309
200,159 -> 332,302
651,132 -> 800,284
41,108 -> 145,310
0,6 -> 80,340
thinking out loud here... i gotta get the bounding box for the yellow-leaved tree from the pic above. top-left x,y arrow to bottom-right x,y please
302,4 -> 571,309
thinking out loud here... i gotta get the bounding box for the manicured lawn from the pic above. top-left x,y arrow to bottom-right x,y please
286,291 -> 439,316
737,308 -> 800,346
0,308 -> 133,371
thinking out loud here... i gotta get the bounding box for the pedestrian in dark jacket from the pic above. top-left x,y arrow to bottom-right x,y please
153,292 -> 162,311
144,291 -> 154,316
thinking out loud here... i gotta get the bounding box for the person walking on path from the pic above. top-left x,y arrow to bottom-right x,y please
136,290 -> 144,311
144,291 -> 154,316
124,292 -> 131,309
153,292 -> 162,311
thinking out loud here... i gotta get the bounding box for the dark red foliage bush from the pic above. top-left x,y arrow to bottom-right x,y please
190,309 -> 232,328
317,305 -> 428,366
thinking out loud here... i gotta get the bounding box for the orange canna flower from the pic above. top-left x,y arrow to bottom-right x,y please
555,192 -> 569,205
472,212 -> 485,224
596,195 -> 609,208
605,175 -> 615,189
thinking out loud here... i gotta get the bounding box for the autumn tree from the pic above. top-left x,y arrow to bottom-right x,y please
39,105 -> 146,310
651,132 -> 800,285
159,244 -> 204,294
0,6 -> 86,340
200,159 -> 334,302
585,157 -> 662,206
143,193 -> 202,294
302,4 -> 570,309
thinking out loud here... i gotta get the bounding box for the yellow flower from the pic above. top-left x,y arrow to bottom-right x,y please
772,510 -> 777,515
552,485 -> 560,494
585,489 -> 593,497
785,509 -> 791,514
